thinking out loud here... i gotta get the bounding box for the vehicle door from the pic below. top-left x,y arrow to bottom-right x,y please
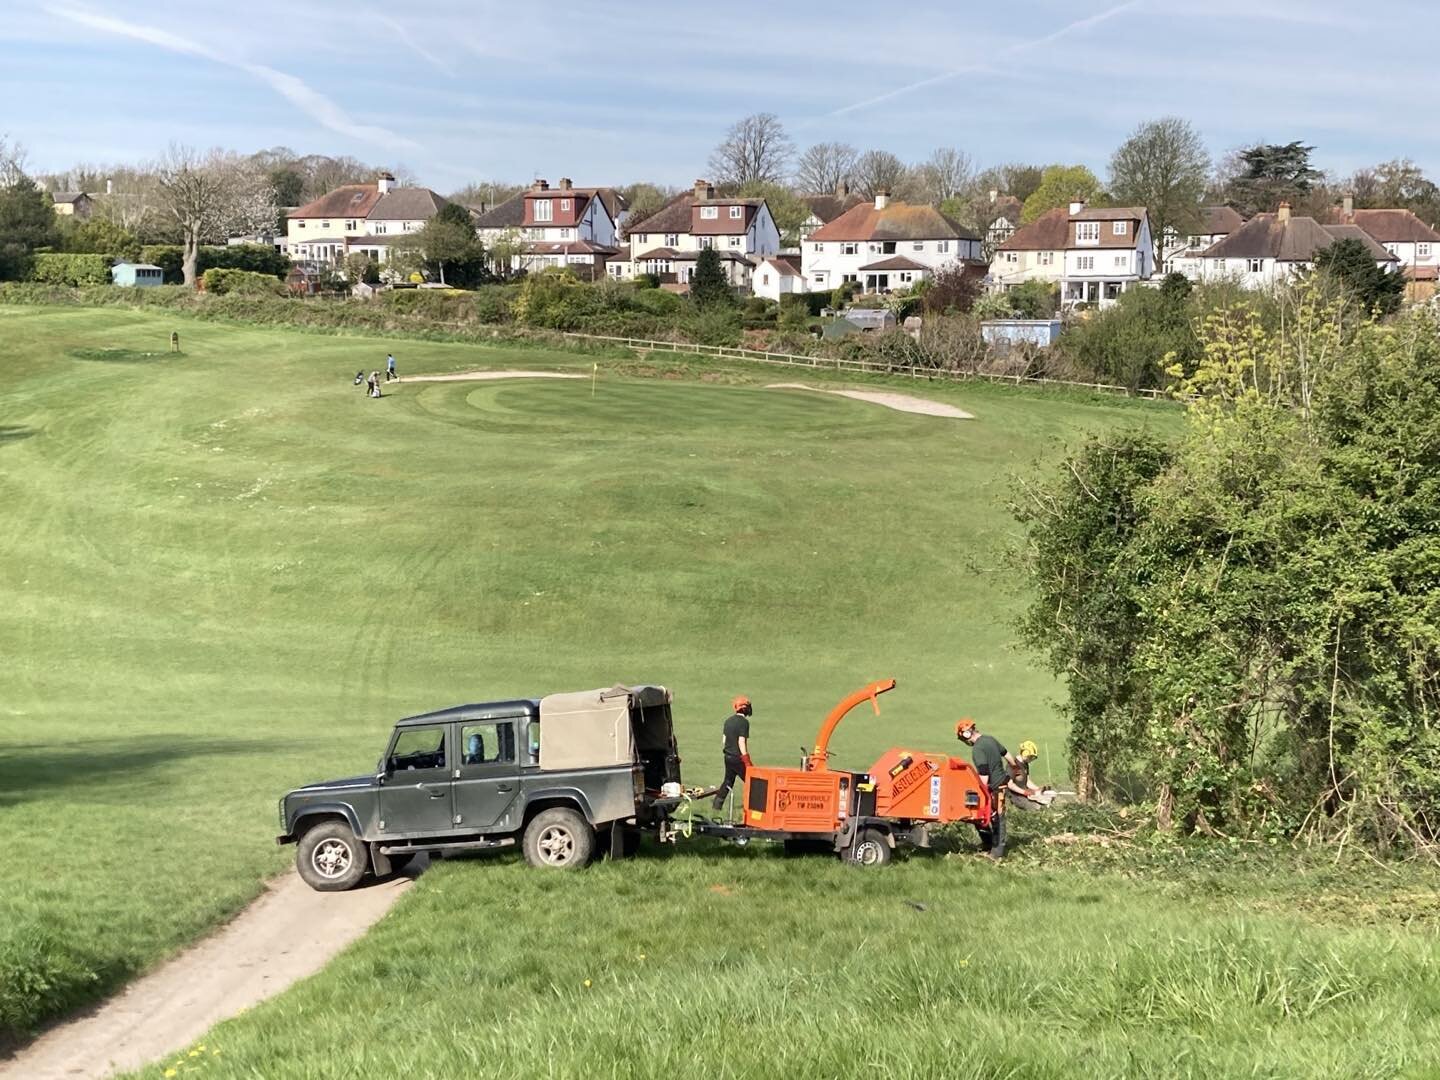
452,719 -> 522,833
378,723 -> 455,836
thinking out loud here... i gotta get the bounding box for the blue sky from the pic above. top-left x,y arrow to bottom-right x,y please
3,0 -> 1437,193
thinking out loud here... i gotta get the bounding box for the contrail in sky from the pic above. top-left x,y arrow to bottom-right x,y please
828,0 -> 1148,118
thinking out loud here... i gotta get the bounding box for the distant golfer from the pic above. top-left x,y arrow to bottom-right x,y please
385,353 -> 397,382
712,695 -> 754,811
367,371 -> 382,398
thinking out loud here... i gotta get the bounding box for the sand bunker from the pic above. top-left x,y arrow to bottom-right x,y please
766,383 -> 973,419
401,370 -> 585,383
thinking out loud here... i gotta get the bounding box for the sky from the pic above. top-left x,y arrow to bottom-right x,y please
2,0 -> 1437,194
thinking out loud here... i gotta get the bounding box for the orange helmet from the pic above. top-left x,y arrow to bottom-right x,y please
955,718 -> 976,738
732,695 -> 752,714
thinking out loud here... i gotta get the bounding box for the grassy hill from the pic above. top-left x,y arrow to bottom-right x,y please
0,304 -> 1156,1040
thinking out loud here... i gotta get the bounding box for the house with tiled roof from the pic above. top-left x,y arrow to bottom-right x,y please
285,173 -> 452,265
982,191 -> 1025,254
474,178 -> 628,276
51,191 -> 93,219
752,256 -> 805,301
620,179 -> 780,287
1195,202 -> 1399,289
1163,206 -> 1247,278
803,192 -> 982,294
989,207 -> 1068,291
1327,195 -> 1440,298
798,182 -> 865,243
1061,202 -> 1155,308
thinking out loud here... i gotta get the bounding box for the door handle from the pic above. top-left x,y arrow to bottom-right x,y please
426,787 -> 446,798
497,784 -> 515,792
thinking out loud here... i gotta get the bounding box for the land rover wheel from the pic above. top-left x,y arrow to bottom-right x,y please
523,808 -> 594,870
297,821 -> 369,891
846,828 -> 893,868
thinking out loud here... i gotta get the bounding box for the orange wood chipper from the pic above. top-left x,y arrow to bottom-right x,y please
686,678 -> 994,865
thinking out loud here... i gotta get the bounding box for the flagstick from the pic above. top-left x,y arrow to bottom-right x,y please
592,362 -> 597,398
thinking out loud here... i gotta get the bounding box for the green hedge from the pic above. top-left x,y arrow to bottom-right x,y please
28,253 -> 112,287
140,244 -> 290,284
200,267 -> 288,296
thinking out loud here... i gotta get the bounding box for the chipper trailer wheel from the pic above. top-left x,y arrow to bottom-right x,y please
846,828 -> 893,868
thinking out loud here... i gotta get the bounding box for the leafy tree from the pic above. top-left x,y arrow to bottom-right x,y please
619,183 -> 669,227
397,201 -> 486,286
343,252 -> 381,285
689,247 -> 732,309
1008,279 -> 1059,319
795,142 -> 857,194
974,163 -> 1045,204
1313,236 -> 1404,315
58,217 -> 140,261
1223,141 -> 1323,217
1059,275 -> 1200,388
919,263 -> 981,314
708,113 -> 793,187
1108,117 -> 1210,261
0,171 -> 59,280
1021,165 -> 1104,223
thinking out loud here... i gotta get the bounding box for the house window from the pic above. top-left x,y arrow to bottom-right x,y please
534,199 -> 553,222
813,243 -> 824,253
869,243 -> 881,254
1038,251 -> 1053,265
729,206 -> 743,219
1003,252 -> 1017,263
1114,255 -> 1127,267
1419,243 -> 1432,257
560,198 -> 571,211
842,274 -> 858,283
813,271 -> 827,285
899,272 -> 913,284
700,206 -> 718,219
913,241 -> 924,251
1113,221 -> 1127,236
762,273 -> 770,285
1247,258 -> 1264,274
560,228 -> 573,240
374,222 -> 387,234
881,241 -> 896,254
665,233 -> 678,246
1077,255 -> 1095,271
699,236 -> 713,249
321,221 -> 330,228
1076,222 -> 1099,243
296,221 -> 305,229
938,240 -> 950,253
841,242 -> 858,255
636,234 -> 648,245
729,235 -> 742,247
345,219 -> 356,231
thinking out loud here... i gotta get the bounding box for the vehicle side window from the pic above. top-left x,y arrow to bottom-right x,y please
389,726 -> 446,771
461,722 -> 516,767
527,720 -> 540,765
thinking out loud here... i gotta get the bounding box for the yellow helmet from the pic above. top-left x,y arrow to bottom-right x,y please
1019,740 -> 1039,760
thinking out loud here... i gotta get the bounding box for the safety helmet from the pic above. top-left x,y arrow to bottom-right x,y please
1019,740 -> 1039,760
955,718 -> 976,738
731,695 -> 752,715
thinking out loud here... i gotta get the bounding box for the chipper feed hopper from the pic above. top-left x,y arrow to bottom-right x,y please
699,678 -> 994,865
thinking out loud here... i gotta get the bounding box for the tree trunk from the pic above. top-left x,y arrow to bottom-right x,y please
1156,782 -> 1175,831
182,227 -> 201,289
1073,751 -> 1094,803
438,261 -> 446,286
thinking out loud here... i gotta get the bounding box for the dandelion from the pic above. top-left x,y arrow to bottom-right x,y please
164,1071 -> 178,1078
190,1050 -> 201,1057
583,979 -> 592,988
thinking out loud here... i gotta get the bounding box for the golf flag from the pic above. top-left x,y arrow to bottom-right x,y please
592,362 -> 598,397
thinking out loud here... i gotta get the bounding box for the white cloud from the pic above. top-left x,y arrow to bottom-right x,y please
45,5 -> 417,149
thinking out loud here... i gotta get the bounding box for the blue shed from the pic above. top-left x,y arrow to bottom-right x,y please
111,262 -> 165,288
981,319 -> 1063,349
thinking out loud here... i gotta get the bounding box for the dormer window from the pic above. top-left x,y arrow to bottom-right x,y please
700,206 -> 718,219
1113,221 -> 1128,236
729,206 -> 743,219
1077,222 -> 1100,243
560,198 -> 572,212
534,199 -> 553,222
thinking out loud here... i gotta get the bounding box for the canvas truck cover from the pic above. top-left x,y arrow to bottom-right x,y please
537,685 -> 671,771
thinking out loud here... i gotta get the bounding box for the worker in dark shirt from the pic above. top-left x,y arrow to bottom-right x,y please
956,718 -> 1021,859
713,695 -> 754,811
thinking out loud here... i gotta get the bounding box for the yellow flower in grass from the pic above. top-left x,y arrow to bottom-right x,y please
164,1071 -> 178,1078
583,979 -> 592,987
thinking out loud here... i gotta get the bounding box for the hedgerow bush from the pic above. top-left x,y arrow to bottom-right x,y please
200,267 -> 288,296
28,252 -> 111,287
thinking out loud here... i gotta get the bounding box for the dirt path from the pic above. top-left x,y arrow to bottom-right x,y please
401,370 -> 585,383
766,383 -> 973,419
1,866 -> 420,1080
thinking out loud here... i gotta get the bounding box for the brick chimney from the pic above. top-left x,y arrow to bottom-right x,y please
989,188 -> 998,204
1342,193 -> 1354,218
378,171 -> 395,194
532,178 -> 549,192
693,178 -> 715,201
1069,199 -> 1086,217
558,177 -> 573,191
875,190 -> 890,210
105,177 -> 113,196
1277,201 -> 1291,223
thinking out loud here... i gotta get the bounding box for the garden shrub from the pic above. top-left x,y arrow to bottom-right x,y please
28,252 -> 111,287
200,267 -> 288,296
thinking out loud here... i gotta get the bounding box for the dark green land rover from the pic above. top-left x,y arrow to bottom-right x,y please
277,685 -> 681,890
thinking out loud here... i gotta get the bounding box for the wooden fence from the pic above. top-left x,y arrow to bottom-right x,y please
558,332 -> 1171,401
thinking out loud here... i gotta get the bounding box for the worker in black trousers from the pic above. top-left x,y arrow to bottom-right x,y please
956,717 -> 1021,860
713,695 -> 754,811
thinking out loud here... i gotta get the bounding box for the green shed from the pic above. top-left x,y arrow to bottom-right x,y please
111,262 -> 165,288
